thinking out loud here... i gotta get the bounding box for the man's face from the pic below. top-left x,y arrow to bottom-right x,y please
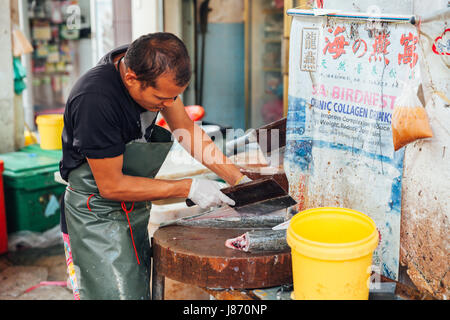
126,71 -> 188,112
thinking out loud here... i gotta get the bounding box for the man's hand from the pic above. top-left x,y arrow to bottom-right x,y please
188,178 -> 236,209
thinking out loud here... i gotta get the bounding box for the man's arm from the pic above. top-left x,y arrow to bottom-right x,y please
87,155 -> 191,202
161,98 -> 244,186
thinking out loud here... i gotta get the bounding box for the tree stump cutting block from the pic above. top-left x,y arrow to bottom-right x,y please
152,226 -> 292,299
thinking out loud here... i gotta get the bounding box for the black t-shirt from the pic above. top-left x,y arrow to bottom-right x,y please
59,45 -> 158,182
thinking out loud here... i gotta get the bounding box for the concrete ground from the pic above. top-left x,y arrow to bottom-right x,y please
0,243 -> 209,300
0,244 -> 73,300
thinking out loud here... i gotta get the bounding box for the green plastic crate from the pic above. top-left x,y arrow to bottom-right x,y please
20,144 -> 62,160
0,150 -> 65,233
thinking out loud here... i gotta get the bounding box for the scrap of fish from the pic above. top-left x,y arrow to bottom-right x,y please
225,229 -> 288,252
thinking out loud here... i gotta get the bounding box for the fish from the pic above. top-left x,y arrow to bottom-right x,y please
158,206 -> 290,252
159,206 -> 288,229
225,229 -> 289,252
160,214 -> 286,229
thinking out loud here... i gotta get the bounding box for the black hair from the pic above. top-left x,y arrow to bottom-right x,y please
124,32 -> 192,89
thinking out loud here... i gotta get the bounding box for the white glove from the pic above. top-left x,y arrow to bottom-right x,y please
188,179 -> 236,209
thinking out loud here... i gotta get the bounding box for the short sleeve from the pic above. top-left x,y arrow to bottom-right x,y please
70,93 -> 125,159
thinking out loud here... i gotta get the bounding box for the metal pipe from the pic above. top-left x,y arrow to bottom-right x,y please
198,0 -> 211,106
286,8 -> 415,22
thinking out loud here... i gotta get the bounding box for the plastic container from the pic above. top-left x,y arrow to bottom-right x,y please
0,160 -> 8,254
21,144 -> 62,160
0,151 -> 65,233
24,130 -> 38,146
287,207 -> 379,300
36,114 -> 64,150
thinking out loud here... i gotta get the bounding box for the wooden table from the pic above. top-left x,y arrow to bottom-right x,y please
151,226 -> 292,300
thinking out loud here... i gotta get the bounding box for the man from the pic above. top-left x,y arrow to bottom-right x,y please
59,33 -> 249,300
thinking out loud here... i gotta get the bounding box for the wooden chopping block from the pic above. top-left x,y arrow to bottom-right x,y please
152,226 -> 292,290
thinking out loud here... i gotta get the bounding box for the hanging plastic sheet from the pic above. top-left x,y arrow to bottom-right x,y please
13,57 -> 27,95
284,10 -> 422,280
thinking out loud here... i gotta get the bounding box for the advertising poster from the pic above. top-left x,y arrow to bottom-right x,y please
285,13 -> 421,280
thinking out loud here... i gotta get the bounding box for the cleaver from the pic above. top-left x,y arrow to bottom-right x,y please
186,177 -> 296,215
225,117 -> 287,157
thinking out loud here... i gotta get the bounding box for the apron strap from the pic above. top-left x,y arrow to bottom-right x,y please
80,191 -> 142,265
121,202 -> 140,265
87,194 -> 95,212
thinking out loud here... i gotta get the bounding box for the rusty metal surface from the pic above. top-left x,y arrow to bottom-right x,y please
240,169 -> 289,193
186,177 -> 295,213
153,226 -> 292,289
256,117 -> 287,154
220,177 -> 296,214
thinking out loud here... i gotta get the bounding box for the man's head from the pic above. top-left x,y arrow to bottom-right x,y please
121,33 -> 191,111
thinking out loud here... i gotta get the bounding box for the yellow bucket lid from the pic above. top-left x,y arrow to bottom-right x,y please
287,207 -> 379,261
36,114 -> 64,125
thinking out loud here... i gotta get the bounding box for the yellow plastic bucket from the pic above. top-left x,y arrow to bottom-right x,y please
287,207 -> 379,300
35,114 -> 64,150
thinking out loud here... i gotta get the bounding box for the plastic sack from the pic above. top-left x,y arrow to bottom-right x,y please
391,80 -> 433,151
7,224 -> 63,252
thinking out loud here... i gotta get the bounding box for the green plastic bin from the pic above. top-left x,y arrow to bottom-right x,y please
0,150 -> 64,233
20,144 -> 62,160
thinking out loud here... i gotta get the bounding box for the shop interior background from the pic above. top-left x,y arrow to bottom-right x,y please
15,0 -> 292,134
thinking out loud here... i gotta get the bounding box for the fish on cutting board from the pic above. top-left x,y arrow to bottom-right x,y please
165,215 -> 286,229
159,207 -> 288,229
225,229 -> 289,252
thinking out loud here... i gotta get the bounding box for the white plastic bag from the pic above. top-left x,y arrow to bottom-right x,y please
7,225 -> 63,252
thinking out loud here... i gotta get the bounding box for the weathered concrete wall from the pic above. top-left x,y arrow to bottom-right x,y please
323,0 -> 449,299
399,3 -> 450,300
11,0 -> 24,150
0,0 -> 15,154
14,94 -> 24,150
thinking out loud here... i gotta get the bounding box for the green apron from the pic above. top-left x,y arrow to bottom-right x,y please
64,126 -> 173,300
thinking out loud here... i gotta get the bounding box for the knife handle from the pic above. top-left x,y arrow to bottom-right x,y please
186,199 -> 196,207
